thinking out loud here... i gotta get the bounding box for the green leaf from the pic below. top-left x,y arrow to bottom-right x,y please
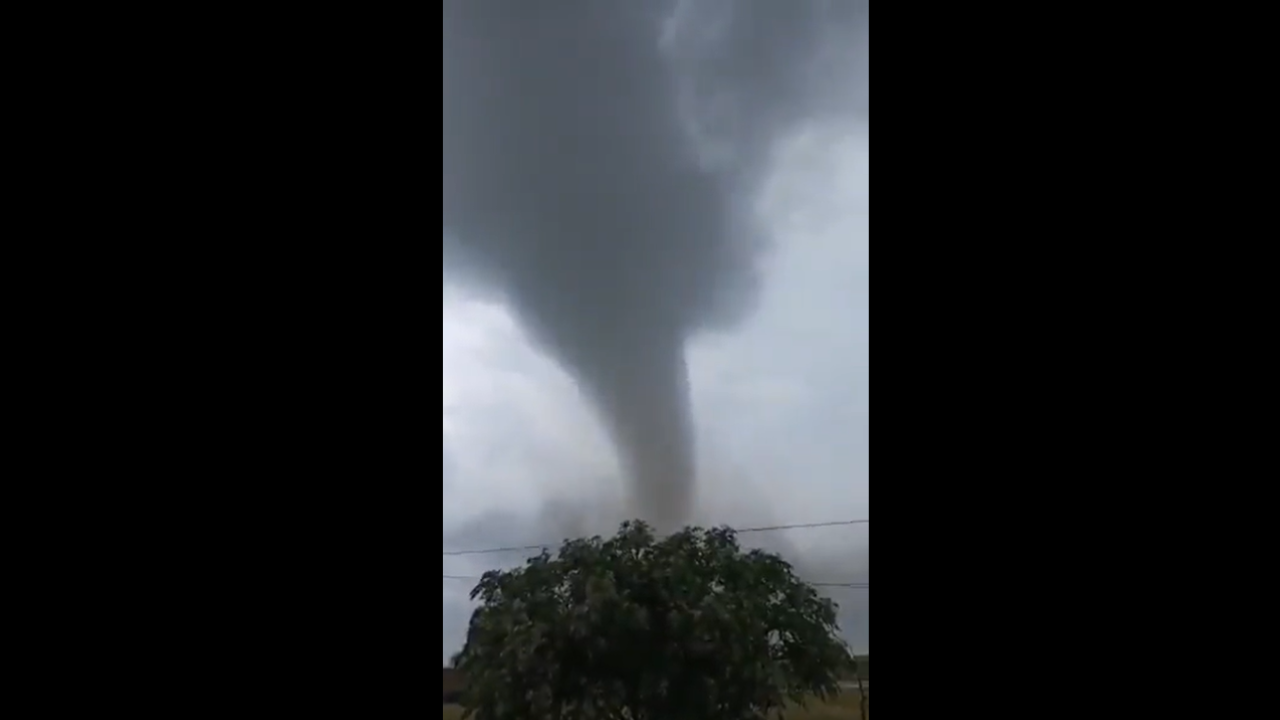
452,520 -> 851,720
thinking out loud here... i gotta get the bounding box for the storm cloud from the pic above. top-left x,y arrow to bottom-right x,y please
442,0 -> 867,530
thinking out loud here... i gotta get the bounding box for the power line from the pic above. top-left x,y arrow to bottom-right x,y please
443,543 -> 549,558
442,519 -> 869,558
808,579 -> 870,586
737,519 -> 869,535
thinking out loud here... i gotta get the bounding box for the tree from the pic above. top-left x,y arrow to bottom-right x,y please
452,521 -> 851,720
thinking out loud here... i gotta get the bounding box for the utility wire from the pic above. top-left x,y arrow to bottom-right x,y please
442,519 -> 869,558
812,583 -> 870,589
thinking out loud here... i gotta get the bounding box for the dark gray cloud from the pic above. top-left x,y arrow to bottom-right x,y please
442,0 -> 868,531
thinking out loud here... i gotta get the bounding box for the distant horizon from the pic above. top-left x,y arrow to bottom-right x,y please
442,648 -> 870,667
444,652 -> 870,665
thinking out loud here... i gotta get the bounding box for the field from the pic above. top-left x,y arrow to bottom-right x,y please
442,658 -> 869,717
443,692 -> 868,719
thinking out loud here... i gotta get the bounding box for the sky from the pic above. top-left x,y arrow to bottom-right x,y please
442,118 -> 869,663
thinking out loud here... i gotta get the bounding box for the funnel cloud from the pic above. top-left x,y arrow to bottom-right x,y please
443,1 -> 867,530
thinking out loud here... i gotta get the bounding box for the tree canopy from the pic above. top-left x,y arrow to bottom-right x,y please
452,521 -> 850,720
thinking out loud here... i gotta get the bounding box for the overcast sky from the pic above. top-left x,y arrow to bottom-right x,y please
442,116 -> 869,662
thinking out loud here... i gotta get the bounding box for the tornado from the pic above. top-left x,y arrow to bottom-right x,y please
443,0 -> 868,531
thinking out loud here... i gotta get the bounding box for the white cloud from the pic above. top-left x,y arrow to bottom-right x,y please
442,294 -> 618,530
